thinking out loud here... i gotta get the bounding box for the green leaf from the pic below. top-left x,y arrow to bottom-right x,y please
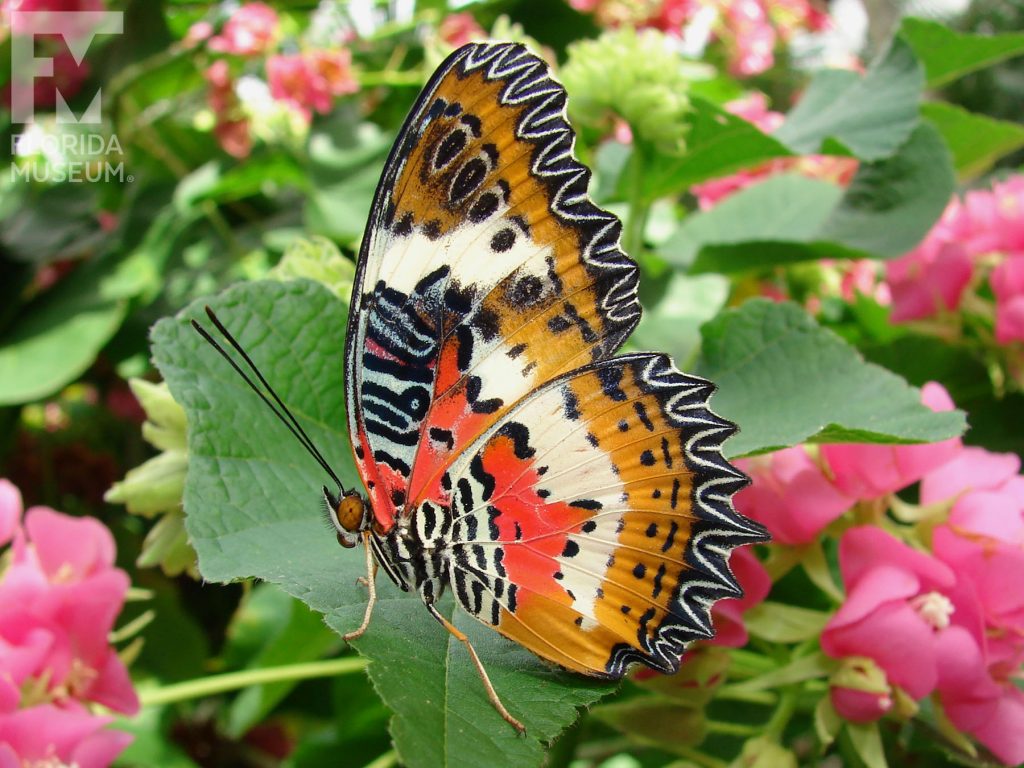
694,300 -> 967,457
0,263 -> 127,405
225,584 -> 342,737
591,698 -> 706,753
151,280 -> 615,768
661,175 -> 843,270
305,121 -> 393,243
846,722 -> 889,768
921,101 -> 1024,181
774,38 -> 923,161
900,16 -> 1024,88
639,96 -> 793,201
743,602 -> 830,643
665,122 -> 954,272
727,652 -> 834,694
627,273 -> 729,366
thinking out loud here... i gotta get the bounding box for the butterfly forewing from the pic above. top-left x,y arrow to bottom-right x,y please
345,43 -> 641,529
344,41 -> 768,680
437,353 -> 766,676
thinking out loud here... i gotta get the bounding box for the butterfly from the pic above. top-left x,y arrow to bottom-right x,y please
195,41 -> 768,733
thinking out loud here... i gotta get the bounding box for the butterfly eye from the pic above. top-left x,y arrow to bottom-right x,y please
323,487 -> 367,548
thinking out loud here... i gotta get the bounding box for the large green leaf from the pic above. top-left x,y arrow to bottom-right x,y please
305,119 -> 393,243
151,280 -> 614,768
921,101 -> 1024,181
639,97 -> 793,201
900,16 -> 1024,88
694,300 -> 966,457
773,38 -> 923,161
0,263 -> 127,405
662,123 -> 954,272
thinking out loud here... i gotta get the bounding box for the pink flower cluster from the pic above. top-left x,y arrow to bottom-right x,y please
886,175 -> 1024,343
267,49 -> 359,122
192,2 -> 360,157
1,0 -> 106,111
569,0 -> 829,76
0,479 -> 138,768
735,384 -> 1024,764
691,92 -> 858,210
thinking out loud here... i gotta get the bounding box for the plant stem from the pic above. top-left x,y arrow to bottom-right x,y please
359,70 -> 427,88
765,685 -> 798,740
361,751 -> 397,768
138,657 -> 368,707
705,720 -> 760,737
623,143 -> 651,260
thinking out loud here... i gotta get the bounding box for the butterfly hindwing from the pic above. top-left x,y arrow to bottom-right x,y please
438,353 -> 768,676
345,43 -> 641,530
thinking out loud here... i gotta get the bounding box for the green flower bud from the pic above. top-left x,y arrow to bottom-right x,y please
106,378 -> 196,577
732,736 -> 798,768
269,236 -> 355,303
561,27 -> 709,151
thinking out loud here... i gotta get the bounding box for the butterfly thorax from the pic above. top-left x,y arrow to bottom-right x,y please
370,500 -> 454,606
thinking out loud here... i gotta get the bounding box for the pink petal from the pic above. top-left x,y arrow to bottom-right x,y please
920,447 -> 1020,506
887,240 -> 973,322
949,489 -> 1024,544
69,725 -> 133,768
826,564 -> 921,629
0,678 -> 18,714
24,507 -> 116,581
831,686 -> 892,723
0,703 -> 112,762
734,447 -> 853,545
0,479 -> 22,547
823,601 -> 938,698
838,526 -> 955,592
83,650 -> 140,716
969,688 -> 1024,766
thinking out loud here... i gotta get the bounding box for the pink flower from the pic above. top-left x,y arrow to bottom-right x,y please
709,548 -> 771,647
0,506 -> 138,715
0,479 -> 19,547
184,19 -> 214,46
0,703 -> 132,768
203,60 -> 251,159
886,239 -> 974,323
267,53 -> 331,121
920,443 -> 1024,764
734,446 -> 854,545
0,480 -> 138,768
724,0 -> 776,76
822,527 -> 957,711
830,657 -> 895,723
439,12 -> 486,47
209,2 -> 279,56
992,257 -> 1024,344
820,382 -> 961,500
935,625 -> 1024,765
766,0 -> 831,38
306,49 -> 359,98
921,446 -> 1019,508
267,50 -> 358,122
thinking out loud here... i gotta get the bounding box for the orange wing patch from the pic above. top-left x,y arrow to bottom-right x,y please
441,353 -> 768,677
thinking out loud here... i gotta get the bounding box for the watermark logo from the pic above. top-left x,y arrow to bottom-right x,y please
9,10 -> 129,183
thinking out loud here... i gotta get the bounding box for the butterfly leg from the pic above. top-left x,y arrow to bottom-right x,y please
343,535 -> 377,642
424,602 -> 526,734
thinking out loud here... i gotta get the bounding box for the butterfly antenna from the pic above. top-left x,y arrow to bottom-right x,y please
191,307 -> 346,492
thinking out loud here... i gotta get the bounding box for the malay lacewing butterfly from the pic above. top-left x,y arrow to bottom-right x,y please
194,41 -> 768,732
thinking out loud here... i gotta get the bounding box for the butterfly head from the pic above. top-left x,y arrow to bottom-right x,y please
324,485 -> 370,548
